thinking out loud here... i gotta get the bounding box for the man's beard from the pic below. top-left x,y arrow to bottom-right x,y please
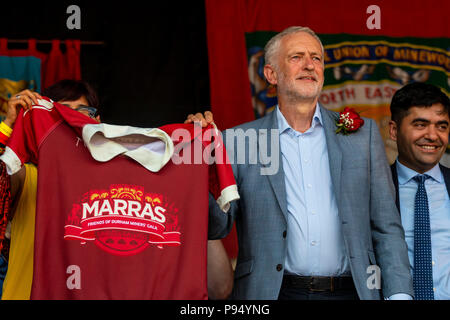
277,72 -> 323,102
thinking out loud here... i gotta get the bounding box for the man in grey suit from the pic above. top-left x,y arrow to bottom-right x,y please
192,26 -> 413,300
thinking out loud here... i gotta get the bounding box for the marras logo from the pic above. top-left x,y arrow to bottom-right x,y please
64,185 -> 181,256
82,199 -> 166,223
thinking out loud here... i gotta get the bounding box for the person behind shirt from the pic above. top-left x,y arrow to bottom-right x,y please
0,80 -> 100,299
0,80 -> 233,299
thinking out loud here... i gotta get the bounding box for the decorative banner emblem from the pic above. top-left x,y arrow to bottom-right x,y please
64,184 -> 181,256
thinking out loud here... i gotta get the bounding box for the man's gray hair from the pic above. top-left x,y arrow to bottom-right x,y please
264,26 -> 324,68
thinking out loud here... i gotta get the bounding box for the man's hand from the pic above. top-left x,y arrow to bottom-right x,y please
184,111 -> 214,128
5,90 -> 42,128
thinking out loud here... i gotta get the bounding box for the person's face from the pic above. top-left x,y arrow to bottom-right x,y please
264,32 -> 324,101
59,96 -> 100,122
389,103 -> 449,173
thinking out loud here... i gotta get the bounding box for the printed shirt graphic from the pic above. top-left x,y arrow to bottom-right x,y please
0,98 -> 239,299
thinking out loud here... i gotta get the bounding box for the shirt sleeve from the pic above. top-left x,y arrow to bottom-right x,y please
204,124 -> 240,212
386,293 -> 413,300
0,98 -> 59,175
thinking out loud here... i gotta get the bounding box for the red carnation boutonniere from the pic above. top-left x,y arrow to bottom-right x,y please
335,107 -> 364,135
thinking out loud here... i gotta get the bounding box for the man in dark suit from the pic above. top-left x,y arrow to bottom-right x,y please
389,82 -> 450,300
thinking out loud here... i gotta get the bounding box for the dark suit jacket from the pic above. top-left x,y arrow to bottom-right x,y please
390,163 -> 450,212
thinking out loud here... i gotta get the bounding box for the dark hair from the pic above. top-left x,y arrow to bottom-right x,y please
390,82 -> 450,124
42,79 -> 100,112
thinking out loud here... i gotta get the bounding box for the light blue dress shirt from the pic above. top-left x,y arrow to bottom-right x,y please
276,105 -> 350,276
397,160 -> 450,300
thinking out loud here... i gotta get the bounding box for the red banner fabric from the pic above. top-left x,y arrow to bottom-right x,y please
206,0 -> 449,130
43,39 -> 82,90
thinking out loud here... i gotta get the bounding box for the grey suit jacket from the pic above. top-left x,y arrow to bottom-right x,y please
209,105 -> 413,300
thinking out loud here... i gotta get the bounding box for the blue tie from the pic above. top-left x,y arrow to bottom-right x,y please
413,174 -> 434,300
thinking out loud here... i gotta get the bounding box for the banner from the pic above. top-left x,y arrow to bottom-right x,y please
64,216 -> 181,245
43,39 -> 82,90
0,39 -> 44,120
245,32 -> 450,162
205,0 -> 450,259
0,39 -> 82,121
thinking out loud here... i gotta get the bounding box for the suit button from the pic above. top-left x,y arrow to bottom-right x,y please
276,264 -> 283,271
282,231 -> 287,238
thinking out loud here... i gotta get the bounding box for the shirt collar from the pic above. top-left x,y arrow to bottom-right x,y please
396,159 -> 443,185
82,123 -> 174,172
276,104 -> 322,136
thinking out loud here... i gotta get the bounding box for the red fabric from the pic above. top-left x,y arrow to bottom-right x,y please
158,122 -> 238,205
43,39 -> 82,90
0,131 -> 9,150
206,0 -> 450,130
0,38 -> 82,92
205,0 -> 254,131
0,38 -> 46,59
64,40 -> 82,81
205,0 -> 450,259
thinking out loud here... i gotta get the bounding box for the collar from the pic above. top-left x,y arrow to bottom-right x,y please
396,159 -> 443,185
276,103 -> 322,136
82,124 -> 174,172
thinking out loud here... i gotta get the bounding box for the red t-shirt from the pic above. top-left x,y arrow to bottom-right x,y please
1,98 -> 239,300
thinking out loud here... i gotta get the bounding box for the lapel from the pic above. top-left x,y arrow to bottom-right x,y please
390,163 -> 401,213
320,106 -> 343,208
258,110 -> 288,221
439,164 -> 450,198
